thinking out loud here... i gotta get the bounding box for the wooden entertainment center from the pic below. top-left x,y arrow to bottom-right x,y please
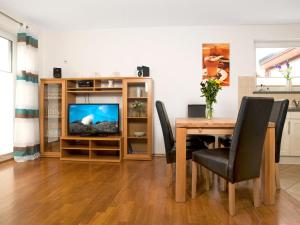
40,77 -> 153,162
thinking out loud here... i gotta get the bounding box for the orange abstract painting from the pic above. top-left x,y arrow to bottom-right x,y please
202,43 -> 230,86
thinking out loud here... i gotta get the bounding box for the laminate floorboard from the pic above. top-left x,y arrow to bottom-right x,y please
0,157 -> 300,225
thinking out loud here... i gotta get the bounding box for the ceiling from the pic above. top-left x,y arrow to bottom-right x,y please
1,0 -> 300,30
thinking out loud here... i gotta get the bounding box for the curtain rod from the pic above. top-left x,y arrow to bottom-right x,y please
0,10 -> 27,27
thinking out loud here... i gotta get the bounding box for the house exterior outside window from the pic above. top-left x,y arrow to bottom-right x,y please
255,42 -> 300,86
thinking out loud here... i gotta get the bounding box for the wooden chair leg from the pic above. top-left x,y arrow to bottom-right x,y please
253,177 -> 261,207
207,142 -> 215,185
220,177 -> 227,191
209,171 -> 214,185
167,163 -> 173,186
197,164 -> 202,179
275,163 -> 281,190
215,138 -> 224,186
204,168 -> 210,191
228,182 -> 235,216
192,161 -> 197,198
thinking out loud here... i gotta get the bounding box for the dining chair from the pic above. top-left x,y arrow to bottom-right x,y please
270,100 -> 289,189
188,104 -> 216,148
191,96 -> 274,216
218,136 -> 232,147
217,99 -> 289,189
156,101 -> 206,185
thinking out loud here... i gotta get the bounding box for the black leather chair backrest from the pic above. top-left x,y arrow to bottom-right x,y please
269,100 -> 289,163
156,101 -> 175,156
228,97 -> 274,183
188,104 -> 206,118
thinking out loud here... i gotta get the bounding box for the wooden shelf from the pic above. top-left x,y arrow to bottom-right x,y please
127,117 -> 148,119
60,136 -> 122,162
68,87 -> 94,90
67,90 -> 94,92
95,87 -> 122,90
62,135 -> 122,140
61,155 -> 90,161
90,146 -> 121,162
61,142 -> 89,149
127,97 -> 148,100
95,90 -> 122,93
91,146 -> 120,151
61,147 -> 89,150
127,136 -> 147,140
67,90 -> 122,94
61,147 -> 90,161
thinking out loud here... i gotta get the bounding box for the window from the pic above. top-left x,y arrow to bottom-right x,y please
0,34 -> 14,156
255,42 -> 300,86
0,36 -> 12,73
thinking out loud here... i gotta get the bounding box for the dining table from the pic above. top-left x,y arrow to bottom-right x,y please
175,118 -> 275,205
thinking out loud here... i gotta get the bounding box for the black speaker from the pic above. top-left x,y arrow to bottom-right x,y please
53,67 -> 61,78
137,66 -> 150,77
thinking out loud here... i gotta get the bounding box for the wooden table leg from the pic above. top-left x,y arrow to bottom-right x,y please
262,127 -> 276,205
176,127 -> 187,202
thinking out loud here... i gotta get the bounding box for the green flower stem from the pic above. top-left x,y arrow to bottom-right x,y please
206,100 -> 213,119
200,79 -> 222,119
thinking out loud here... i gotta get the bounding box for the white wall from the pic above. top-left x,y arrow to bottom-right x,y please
39,25 -> 300,154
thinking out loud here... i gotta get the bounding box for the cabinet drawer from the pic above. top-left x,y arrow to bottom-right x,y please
289,112 -> 300,119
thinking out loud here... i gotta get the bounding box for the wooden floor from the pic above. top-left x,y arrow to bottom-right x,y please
1,158 -> 300,225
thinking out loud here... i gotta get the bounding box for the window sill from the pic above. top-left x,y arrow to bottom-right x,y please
253,90 -> 300,94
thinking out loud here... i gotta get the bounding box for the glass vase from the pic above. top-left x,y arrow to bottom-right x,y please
206,101 -> 213,119
286,79 -> 292,91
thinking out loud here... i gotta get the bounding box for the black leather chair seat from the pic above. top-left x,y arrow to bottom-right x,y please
193,148 -> 230,179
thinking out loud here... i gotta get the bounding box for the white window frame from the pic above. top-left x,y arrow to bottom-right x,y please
0,29 -> 16,157
255,40 -> 300,87
0,29 -> 16,74
0,35 -> 13,73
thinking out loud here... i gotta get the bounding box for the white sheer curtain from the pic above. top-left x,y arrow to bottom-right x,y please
14,33 -> 40,162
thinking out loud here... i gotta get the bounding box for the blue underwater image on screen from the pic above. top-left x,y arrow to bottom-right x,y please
68,104 -> 119,135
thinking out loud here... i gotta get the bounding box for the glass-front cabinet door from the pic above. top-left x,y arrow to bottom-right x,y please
40,79 -> 65,157
123,78 -> 153,160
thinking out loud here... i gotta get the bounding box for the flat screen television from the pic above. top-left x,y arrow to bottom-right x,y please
68,103 -> 119,136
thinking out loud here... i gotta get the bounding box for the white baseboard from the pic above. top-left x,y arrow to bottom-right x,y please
0,152 -> 13,163
280,156 -> 300,164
